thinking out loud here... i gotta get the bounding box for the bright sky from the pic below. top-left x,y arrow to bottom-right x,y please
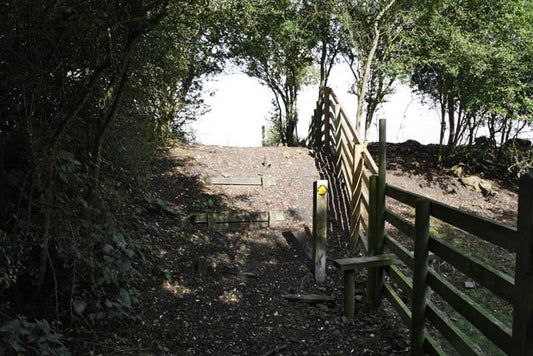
189,63 -> 444,147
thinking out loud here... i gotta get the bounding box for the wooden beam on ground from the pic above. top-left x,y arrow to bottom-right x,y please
205,176 -> 276,187
282,294 -> 335,303
192,211 -> 284,229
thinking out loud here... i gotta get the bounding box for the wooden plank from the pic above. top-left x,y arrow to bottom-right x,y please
367,175 -> 379,303
359,231 -> 369,254
361,187 -> 370,212
384,234 -> 414,270
389,265 -> 412,298
344,269 -> 356,319
340,119 -> 355,145
424,337 -> 447,356
328,90 -> 360,143
385,184 -> 518,252
362,149 -> 378,175
430,202 -> 518,253
385,280 -> 448,356
282,294 -> 335,303
512,172 -> 533,355
383,282 -> 411,326
206,176 -> 263,186
340,110 -> 357,141
324,87 -> 330,146
429,236 -> 515,303
428,270 -> 512,354
192,213 -> 208,224
372,120 -> 387,305
339,133 -> 355,165
390,265 -> 481,355
209,211 -> 269,223
193,211 -> 284,225
385,209 -> 415,239
350,145 -> 364,248
329,103 -> 340,132
385,184 -> 423,207
261,176 -> 276,187
426,301 -> 480,355
412,198 -> 431,356
338,143 -> 354,189
333,254 -> 400,271
337,155 -> 353,190
216,221 -> 269,230
268,211 -> 284,228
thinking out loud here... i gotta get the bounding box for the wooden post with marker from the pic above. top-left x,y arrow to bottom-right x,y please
313,180 -> 328,284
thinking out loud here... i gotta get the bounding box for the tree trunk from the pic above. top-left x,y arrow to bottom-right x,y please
447,95 -> 455,147
355,0 -> 396,140
437,88 -> 447,162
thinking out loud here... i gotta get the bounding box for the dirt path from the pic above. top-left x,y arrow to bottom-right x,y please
96,144 -> 409,355
77,143 -> 520,354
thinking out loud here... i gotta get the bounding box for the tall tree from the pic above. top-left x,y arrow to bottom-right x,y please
336,0 -> 414,140
231,0 -> 318,145
308,0 -> 342,104
0,0 -> 228,328
410,0 -> 533,155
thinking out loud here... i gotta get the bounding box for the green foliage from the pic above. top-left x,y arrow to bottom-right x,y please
0,0 -> 229,350
335,0 -> 417,140
73,226 -> 141,322
195,195 -> 219,213
409,0 -> 533,149
230,0 -> 318,145
262,123 -> 283,147
0,316 -> 70,355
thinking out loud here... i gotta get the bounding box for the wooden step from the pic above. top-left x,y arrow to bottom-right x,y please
191,211 -> 284,229
205,176 -> 275,187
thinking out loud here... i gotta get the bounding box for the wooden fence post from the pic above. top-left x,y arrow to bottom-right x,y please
313,180 -> 328,284
367,175 -> 378,302
512,172 -> 533,355
411,198 -> 431,356
370,119 -> 387,305
350,143 -> 364,251
324,87 -> 330,146
367,120 -> 387,305
377,119 -> 387,251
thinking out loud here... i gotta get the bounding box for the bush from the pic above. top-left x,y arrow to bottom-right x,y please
0,316 -> 69,355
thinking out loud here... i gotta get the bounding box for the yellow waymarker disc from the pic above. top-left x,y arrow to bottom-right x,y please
318,185 -> 327,195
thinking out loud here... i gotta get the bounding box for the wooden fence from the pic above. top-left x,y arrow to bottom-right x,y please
308,87 -> 378,250
308,87 -> 533,355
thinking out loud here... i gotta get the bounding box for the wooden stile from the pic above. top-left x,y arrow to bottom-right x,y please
308,87 -> 533,355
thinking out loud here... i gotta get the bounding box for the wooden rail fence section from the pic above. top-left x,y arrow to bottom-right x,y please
308,87 -> 533,355
380,175 -> 533,355
308,87 -> 378,249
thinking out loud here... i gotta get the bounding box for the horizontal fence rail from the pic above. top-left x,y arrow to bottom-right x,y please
307,87 -> 533,355
381,173 -> 531,355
